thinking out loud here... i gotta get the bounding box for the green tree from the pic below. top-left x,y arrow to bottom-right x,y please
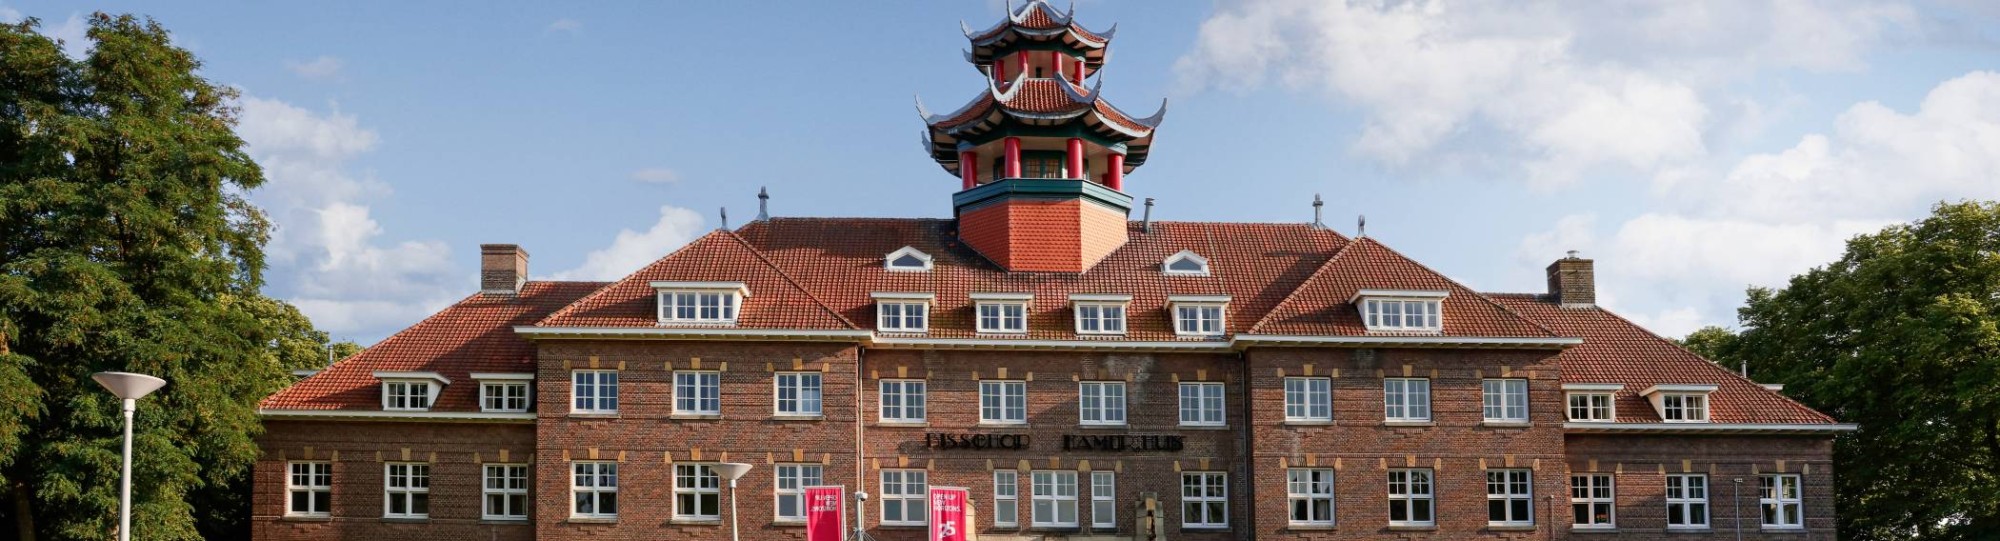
1702,201 -> 2000,540
0,14 -> 342,541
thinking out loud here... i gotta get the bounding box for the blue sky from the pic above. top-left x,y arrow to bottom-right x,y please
6,1 -> 1998,345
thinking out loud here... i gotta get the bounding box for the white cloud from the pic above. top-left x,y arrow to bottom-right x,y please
548,18 -> 582,33
45,13 -> 89,59
550,205 -> 706,281
284,55 -> 344,81
630,167 -> 681,184
1622,306 -> 1707,339
0,7 -> 23,23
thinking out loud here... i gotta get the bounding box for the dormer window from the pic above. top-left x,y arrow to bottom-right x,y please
1070,294 -> 1131,335
1353,289 -> 1446,332
1642,385 -> 1717,423
652,282 -> 748,325
885,246 -> 933,272
1563,383 -> 1622,423
872,292 -> 933,333
374,371 -> 449,412
1169,295 -> 1229,337
473,373 -> 534,413
1163,250 -> 1210,276
973,293 -> 1031,334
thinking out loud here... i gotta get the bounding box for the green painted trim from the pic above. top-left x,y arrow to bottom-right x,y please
952,178 -> 1133,216
954,124 -> 1133,151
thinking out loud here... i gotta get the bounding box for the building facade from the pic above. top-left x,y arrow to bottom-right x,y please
252,3 -> 1851,540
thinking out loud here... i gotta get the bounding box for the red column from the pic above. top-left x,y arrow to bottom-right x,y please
1074,57 -> 1084,82
1066,138 -> 1084,179
1018,51 -> 1029,78
960,151 -> 979,190
1105,152 -> 1125,191
995,62 -> 1006,83
1003,137 -> 1022,178
1050,51 -> 1062,81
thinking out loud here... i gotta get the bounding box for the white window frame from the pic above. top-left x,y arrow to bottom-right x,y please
980,380 -> 1028,424
1486,469 -> 1534,526
1031,470 -> 1080,528
1384,378 -> 1432,422
674,370 -> 722,415
1570,473 -> 1614,529
1357,294 -> 1444,332
1287,468 -> 1335,526
1284,377 -> 1332,422
1482,379 -> 1529,423
994,470 -> 1020,527
775,372 -> 823,416
482,463 -> 530,521
285,461 -> 332,517
774,463 -> 824,522
885,246 -> 933,272
1760,474 -> 1803,529
976,301 -> 1029,333
1163,250 -> 1210,276
1387,469 -> 1435,527
1666,474 -> 1710,530
879,379 -> 927,423
1178,382 -> 1226,427
1090,471 -> 1116,529
1662,393 -> 1710,423
1180,471 -> 1228,528
880,469 -> 928,526
383,462 -> 430,519
1172,303 -> 1225,336
381,380 -> 434,411
571,369 -> 619,414
1567,392 -> 1615,422
877,301 -> 930,332
480,381 -> 530,413
1078,381 -> 1127,426
1074,302 -> 1128,335
655,287 -> 743,324
673,463 -> 723,521
571,461 -> 618,519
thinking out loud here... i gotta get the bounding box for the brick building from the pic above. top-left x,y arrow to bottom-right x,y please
252,2 -> 1852,540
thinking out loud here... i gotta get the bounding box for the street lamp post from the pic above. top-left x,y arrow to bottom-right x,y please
716,462 -> 754,541
1732,477 -> 1744,541
92,372 -> 167,541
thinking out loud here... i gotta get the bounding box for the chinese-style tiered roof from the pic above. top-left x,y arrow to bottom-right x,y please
962,0 -> 1115,69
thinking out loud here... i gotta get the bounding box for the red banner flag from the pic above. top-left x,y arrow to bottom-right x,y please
805,485 -> 845,541
928,486 -> 972,541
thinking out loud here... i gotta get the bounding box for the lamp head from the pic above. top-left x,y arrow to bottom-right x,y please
92,372 -> 167,400
715,462 -> 754,481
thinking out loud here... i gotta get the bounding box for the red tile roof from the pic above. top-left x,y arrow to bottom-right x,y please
1251,238 -> 1556,338
538,230 -> 856,330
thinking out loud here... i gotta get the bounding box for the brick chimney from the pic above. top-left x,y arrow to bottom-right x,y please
481,244 -> 528,295
1546,250 -> 1594,307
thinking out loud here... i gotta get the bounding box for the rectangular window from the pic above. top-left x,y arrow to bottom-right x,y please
1079,381 -> 1127,426
1178,382 -> 1225,427
775,372 -> 823,416
881,469 -> 928,525
383,463 -> 430,519
383,381 -> 431,411
483,464 -> 530,520
658,290 -> 739,323
1075,303 -> 1127,334
572,370 -> 618,414
1284,377 -> 1332,422
1570,474 -> 1613,529
994,470 -> 1020,527
1361,298 -> 1442,331
878,301 -> 928,332
1487,469 -> 1534,526
1387,469 -> 1435,527
977,302 -> 1028,333
674,464 -> 722,521
1567,393 -> 1614,422
1287,469 -> 1335,526
880,379 -> 927,422
1180,472 -> 1228,528
1663,393 -> 1709,422
980,380 -> 1027,424
1760,474 -> 1803,529
1483,379 -> 1528,422
674,371 -> 722,415
481,381 -> 530,412
1090,471 -> 1116,529
774,464 -> 824,521
1173,304 -> 1224,336
571,462 -> 618,518
1666,474 -> 1710,529
286,461 -> 332,517
1384,378 -> 1431,422
1032,470 -> 1079,527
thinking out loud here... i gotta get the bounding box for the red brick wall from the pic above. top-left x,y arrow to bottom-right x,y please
958,198 -> 1128,272
252,420 -> 537,541
1564,435 -> 1837,540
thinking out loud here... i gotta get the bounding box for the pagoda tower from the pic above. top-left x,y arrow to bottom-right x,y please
919,0 -> 1165,273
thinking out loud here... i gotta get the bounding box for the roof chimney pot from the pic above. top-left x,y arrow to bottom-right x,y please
1142,197 -> 1154,233
479,244 -> 528,295
1546,251 -> 1595,307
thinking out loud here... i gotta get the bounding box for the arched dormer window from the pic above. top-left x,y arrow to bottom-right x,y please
1163,250 -> 1210,276
886,246 -> 933,272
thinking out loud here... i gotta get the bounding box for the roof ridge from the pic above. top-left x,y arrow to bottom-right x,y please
720,230 -> 862,330
1577,301 -> 1839,424
1246,237 -> 1358,334
260,290 -> 480,409
1354,238 -> 1563,339
536,229 -> 737,326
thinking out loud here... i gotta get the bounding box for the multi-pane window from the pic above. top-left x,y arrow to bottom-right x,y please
571,462 -> 618,518
1284,377 -> 1332,422
1178,382 -> 1225,427
1075,303 -> 1126,334
993,470 -> 1020,527
572,370 -> 618,413
674,371 -> 722,415
1570,474 -> 1614,529
483,464 -> 529,520
674,464 -> 722,520
878,301 -> 928,332
383,381 -> 431,411
980,380 -> 1027,424
1666,474 -> 1710,529
1568,393 -> 1614,422
1079,382 -> 1127,426
286,461 -> 332,517
1663,394 -> 1709,422
880,379 -> 927,422
658,290 -> 738,323
774,464 -> 824,521
1486,469 -> 1534,526
1388,469 -> 1436,527
881,469 -> 928,525
1091,471 -> 1116,529
1173,304 -> 1225,336
1032,471 -> 1079,527
384,463 -> 430,519
977,302 -> 1028,333
1180,472 -> 1228,528
1287,469 -> 1335,526
481,381 -> 530,412
775,372 -> 822,416
1760,474 -> 1803,529
1384,378 -> 1431,422
1361,298 -> 1441,331
1483,379 -> 1528,422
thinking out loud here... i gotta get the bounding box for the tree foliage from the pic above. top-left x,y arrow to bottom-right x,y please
0,14 -> 346,541
1695,201 -> 2000,540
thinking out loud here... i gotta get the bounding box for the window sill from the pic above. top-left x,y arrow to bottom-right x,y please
669,518 -> 723,526
669,413 -> 723,420
1076,423 -> 1130,430
1285,523 -> 1337,531
478,519 -> 531,525
1665,528 -> 1715,534
1760,527 -> 1808,533
1181,525 -> 1232,531
568,413 -> 620,419
1383,420 -> 1435,427
380,517 -> 430,524
279,515 -> 332,522
1282,420 -> 1335,426
875,523 -> 928,530
977,422 -> 1029,428
876,421 -> 929,428
1028,526 -> 1082,532
772,414 -> 825,421
565,517 -> 618,524
1487,524 -> 1537,531
771,519 -> 806,528
1178,424 -> 1231,430
1481,420 -> 1531,428
1387,524 -> 1438,531
1570,527 -> 1622,534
